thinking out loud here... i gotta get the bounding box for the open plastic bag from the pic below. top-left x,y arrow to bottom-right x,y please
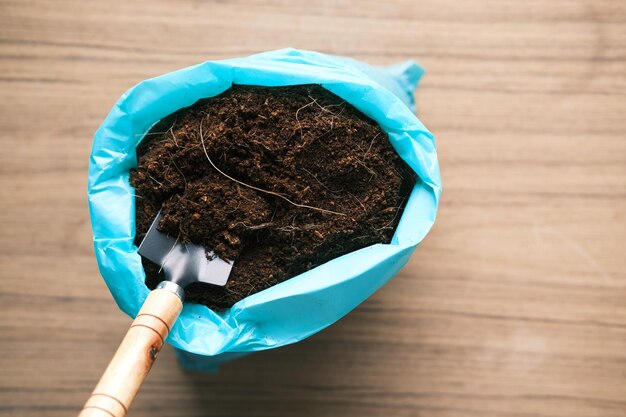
88,49 -> 441,371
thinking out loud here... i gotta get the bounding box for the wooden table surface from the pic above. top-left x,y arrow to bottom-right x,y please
1,1 -> 625,416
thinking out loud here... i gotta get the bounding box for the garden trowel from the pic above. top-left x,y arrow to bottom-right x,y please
78,211 -> 233,417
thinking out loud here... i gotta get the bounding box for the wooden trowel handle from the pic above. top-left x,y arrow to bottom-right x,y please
78,282 -> 184,417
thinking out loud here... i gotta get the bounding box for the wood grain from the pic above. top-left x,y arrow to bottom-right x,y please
0,0 -> 625,416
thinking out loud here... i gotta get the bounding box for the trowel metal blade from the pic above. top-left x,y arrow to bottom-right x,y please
138,211 -> 233,287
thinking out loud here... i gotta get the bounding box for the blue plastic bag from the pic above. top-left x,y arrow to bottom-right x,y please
88,49 -> 441,370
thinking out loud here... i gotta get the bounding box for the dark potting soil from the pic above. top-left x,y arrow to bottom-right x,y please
131,84 -> 416,309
